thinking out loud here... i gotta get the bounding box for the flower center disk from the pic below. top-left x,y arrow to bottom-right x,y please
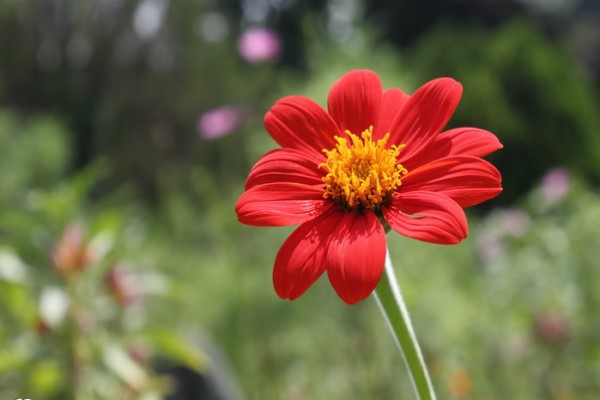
321,126 -> 407,211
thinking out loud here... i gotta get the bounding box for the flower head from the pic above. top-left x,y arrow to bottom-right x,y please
198,105 -> 245,139
105,265 -> 141,307
539,167 -> 570,206
237,27 -> 281,64
235,70 -> 502,304
52,223 -> 93,277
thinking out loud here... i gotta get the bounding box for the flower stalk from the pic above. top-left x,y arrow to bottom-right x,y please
373,250 -> 436,400
65,273 -> 83,400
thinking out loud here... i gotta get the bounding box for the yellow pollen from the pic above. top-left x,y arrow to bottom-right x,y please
320,126 -> 408,211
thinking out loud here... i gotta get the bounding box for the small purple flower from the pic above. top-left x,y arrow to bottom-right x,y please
497,208 -> 530,238
476,208 -> 530,265
237,27 -> 281,64
477,230 -> 505,265
540,167 -> 571,206
198,106 -> 245,139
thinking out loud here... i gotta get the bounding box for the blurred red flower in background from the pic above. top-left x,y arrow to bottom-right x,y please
52,223 -> 93,277
236,70 -> 502,304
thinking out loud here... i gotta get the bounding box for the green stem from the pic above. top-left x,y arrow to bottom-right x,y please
373,251 -> 437,400
65,274 -> 82,400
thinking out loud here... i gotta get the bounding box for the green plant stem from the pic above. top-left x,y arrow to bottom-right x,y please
373,250 -> 437,400
65,274 -> 82,400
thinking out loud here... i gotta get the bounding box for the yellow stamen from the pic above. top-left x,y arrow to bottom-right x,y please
320,126 -> 407,211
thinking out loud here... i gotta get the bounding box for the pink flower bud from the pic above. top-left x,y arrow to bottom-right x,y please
105,266 -> 140,307
52,224 -> 93,276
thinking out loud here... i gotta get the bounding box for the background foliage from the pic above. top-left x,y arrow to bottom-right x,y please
1,0 -> 599,399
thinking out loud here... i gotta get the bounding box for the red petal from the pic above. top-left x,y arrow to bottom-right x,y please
375,88 -> 410,140
383,192 -> 468,244
326,211 -> 386,304
401,156 -> 502,208
403,127 -> 503,170
236,183 -> 332,226
265,95 -> 340,156
327,70 -> 383,135
388,78 -> 462,159
273,209 -> 345,300
245,148 -> 324,189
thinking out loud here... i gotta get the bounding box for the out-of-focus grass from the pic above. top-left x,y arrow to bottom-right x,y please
143,165 -> 599,399
1,94 -> 598,400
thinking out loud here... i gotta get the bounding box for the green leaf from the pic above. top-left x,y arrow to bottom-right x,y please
147,331 -> 206,373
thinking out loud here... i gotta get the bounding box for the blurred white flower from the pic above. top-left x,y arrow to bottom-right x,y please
39,287 -> 70,328
0,249 -> 28,284
197,12 -> 229,43
133,0 -> 167,40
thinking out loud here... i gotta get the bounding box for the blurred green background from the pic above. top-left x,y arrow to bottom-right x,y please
1,0 -> 599,399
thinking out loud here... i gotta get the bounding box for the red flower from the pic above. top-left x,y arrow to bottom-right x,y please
236,70 -> 502,304
52,223 -> 93,277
